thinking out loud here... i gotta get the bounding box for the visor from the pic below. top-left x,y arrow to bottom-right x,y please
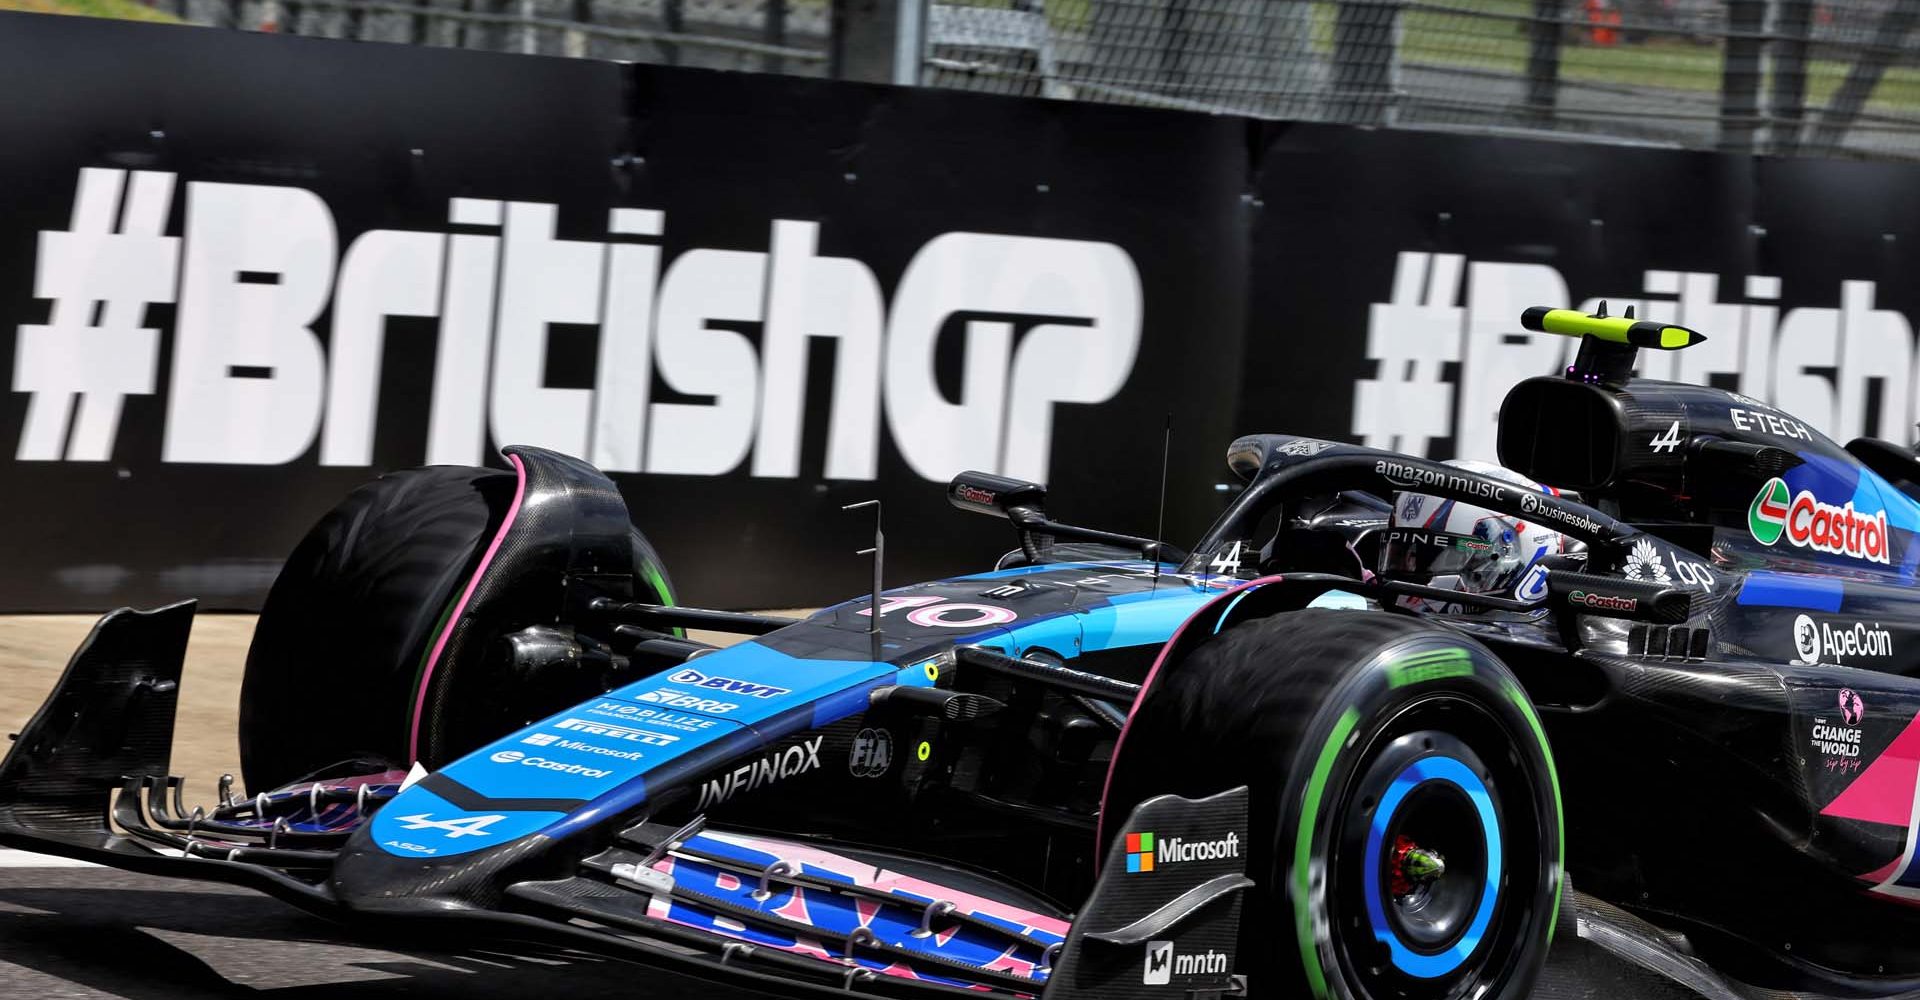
1380,528 -> 1524,595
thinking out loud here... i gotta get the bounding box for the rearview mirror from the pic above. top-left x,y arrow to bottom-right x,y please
947,471 -> 1047,520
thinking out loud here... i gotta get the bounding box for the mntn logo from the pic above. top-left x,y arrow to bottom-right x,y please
1126,831 -> 1155,872
1144,940 -> 1172,985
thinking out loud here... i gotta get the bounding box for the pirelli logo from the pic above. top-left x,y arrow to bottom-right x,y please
554,717 -> 679,746
1386,648 -> 1473,688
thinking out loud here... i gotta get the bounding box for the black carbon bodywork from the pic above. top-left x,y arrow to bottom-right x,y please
19,348 -> 1920,998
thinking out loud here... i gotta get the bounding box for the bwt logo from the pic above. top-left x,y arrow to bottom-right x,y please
666,668 -> 790,700
12,168 -> 1144,483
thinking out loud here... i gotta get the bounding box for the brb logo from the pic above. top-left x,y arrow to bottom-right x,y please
12,168 -> 1143,483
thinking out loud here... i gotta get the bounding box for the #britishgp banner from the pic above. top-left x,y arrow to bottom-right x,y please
10,16 -> 1920,615
0,13 -> 1250,611
1243,125 -> 1920,469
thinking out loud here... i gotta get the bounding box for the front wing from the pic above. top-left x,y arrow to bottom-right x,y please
0,602 -> 1254,1000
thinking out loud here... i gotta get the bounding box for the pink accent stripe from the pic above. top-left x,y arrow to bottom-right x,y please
1094,574 -> 1288,868
1822,709 -> 1920,827
407,453 -> 528,763
698,830 -> 1071,936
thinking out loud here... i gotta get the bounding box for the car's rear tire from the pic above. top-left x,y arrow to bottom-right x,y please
1105,609 -> 1562,1000
237,464 -> 673,793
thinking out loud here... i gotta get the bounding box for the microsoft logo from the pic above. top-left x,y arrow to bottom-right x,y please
1126,831 -> 1155,872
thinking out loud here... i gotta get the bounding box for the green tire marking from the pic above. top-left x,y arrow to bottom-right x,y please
641,561 -> 682,639
1505,681 -> 1566,944
1386,646 -> 1474,688
1295,707 -> 1360,1000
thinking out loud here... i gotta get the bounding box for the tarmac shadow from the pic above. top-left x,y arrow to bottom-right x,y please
0,878 -> 748,998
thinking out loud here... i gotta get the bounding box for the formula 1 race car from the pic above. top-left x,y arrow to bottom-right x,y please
9,304 -> 1920,1000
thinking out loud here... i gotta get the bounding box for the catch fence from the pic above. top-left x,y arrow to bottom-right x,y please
143,0 -> 1920,159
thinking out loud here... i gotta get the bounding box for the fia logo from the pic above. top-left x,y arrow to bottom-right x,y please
849,728 -> 894,778
1143,940 -> 1173,986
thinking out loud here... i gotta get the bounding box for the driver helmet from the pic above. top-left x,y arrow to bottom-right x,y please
1379,459 -> 1566,611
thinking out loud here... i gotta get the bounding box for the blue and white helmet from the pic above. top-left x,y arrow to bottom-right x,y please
1379,459 -> 1565,608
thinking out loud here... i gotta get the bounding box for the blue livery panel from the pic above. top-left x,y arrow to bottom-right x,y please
371,562 -> 1227,859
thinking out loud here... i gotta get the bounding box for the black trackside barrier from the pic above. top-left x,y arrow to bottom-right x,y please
9,14 -> 1920,614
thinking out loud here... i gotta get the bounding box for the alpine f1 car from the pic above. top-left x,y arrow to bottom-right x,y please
9,305 -> 1920,1000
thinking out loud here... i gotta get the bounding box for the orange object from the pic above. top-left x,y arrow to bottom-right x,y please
1584,0 -> 1620,45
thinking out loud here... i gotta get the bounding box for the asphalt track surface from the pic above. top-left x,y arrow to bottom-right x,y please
0,613 -> 784,999
0,852 -> 779,999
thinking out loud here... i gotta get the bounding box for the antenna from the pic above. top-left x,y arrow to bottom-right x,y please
1152,414 -> 1171,589
843,500 -> 883,639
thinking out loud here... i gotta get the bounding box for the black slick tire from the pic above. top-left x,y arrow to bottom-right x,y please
237,465 -> 673,792
1105,609 -> 1563,1000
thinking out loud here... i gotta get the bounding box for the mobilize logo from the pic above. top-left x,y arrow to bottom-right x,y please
1749,478 -> 1890,564
1790,613 -> 1893,665
489,748 -> 614,778
1143,940 -> 1230,985
667,669 -> 791,700
1125,830 -> 1241,873
588,700 -> 717,733
522,731 -> 647,761
14,168 -> 1142,485
696,735 -> 825,810
554,717 -> 680,746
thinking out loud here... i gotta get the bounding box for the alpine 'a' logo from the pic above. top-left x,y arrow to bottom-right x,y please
1749,477 -> 1891,564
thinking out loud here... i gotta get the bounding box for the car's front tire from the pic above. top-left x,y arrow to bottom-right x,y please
237,462 -> 673,792
1106,609 -> 1563,1000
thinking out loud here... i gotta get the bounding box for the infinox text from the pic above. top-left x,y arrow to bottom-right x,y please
696,735 -> 825,810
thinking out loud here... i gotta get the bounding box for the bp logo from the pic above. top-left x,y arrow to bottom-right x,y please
1750,479 -> 1790,545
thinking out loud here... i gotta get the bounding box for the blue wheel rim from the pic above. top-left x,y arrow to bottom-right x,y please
1360,755 -> 1503,979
